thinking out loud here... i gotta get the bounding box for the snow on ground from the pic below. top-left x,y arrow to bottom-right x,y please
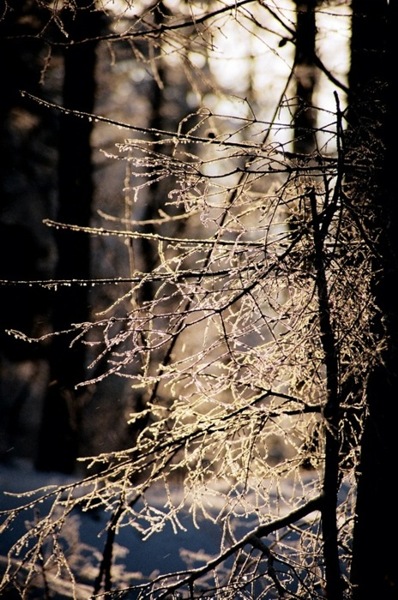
0,459 -> 251,597
0,459 -> 344,598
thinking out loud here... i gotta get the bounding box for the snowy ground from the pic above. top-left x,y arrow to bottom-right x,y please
1,459 -> 347,599
0,459 -> 252,598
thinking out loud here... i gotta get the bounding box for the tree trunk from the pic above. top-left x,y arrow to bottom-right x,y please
0,2 -> 57,460
35,4 -> 102,473
350,2 -> 398,597
0,2 -> 55,361
293,0 -> 318,155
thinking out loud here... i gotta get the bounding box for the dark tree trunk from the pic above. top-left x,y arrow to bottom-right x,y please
287,0 -> 318,259
350,2 -> 398,597
293,0 -> 318,155
0,2 -> 58,460
35,4 -> 103,473
0,2 -> 55,360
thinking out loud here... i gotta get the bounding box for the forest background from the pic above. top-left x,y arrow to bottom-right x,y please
0,1 -> 396,599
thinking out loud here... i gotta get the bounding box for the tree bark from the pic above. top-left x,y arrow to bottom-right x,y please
293,0 -> 318,155
0,2 -> 55,361
350,2 -> 398,597
35,3 -> 103,473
